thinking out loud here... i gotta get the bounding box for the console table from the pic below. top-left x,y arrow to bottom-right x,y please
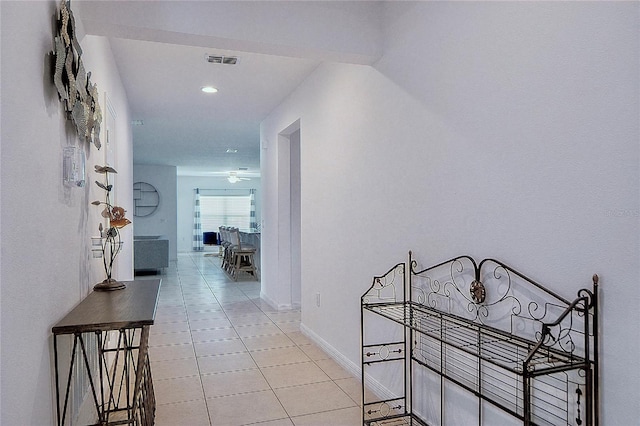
52,279 -> 161,425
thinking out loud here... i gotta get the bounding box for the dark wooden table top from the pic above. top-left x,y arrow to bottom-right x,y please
52,279 -> 161,335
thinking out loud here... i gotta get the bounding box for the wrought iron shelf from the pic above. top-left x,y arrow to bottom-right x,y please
361,252 -> 599,426
364,302 -> 586,374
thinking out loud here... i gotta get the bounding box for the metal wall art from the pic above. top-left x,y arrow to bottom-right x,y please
52,0 -> 102,149
92,165 -> 132,291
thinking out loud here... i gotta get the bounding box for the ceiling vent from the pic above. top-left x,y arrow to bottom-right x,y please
205,54 -> 238,65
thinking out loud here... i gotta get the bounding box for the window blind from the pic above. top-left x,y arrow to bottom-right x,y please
200,195 -> 251,232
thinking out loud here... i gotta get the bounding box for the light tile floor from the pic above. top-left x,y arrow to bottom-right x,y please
145,253 -> 363,426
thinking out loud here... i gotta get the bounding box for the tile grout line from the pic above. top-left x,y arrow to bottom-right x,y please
199,253 -> 339,423
153,253 -> 360,425
184,253 -> 215,426
200,253 -> 294,424
198,252 -> 351,424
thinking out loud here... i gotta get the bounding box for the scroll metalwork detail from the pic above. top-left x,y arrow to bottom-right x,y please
410,255 -> 595,359
470,279 -> 486,303
363,343 -> 404,362
362,263 -> 404,305
366,402 -> 403,418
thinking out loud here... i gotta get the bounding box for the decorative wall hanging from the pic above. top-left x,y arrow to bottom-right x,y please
133,182 -> 160,217
52,0 -> 102,149
92,165 -> 131,291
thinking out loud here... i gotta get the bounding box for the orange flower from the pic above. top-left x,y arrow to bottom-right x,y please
110,218 -> 131,229
111,206 -> 127,220
109,206 -> 130,228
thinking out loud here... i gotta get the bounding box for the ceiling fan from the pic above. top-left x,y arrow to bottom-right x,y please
227,171 -> 251,183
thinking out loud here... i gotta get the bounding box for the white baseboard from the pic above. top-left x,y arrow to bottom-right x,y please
299,323 -> 395,402
299,323 -> 360,378
260,291 -> 292,311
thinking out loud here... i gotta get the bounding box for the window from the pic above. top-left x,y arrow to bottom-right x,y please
200,194 -> 251,232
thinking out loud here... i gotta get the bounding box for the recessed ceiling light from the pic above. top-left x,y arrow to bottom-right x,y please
201,86 -> 218,93
226,149 -> 238,153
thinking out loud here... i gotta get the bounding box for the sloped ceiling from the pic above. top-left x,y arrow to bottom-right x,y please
75,0 -> 384,176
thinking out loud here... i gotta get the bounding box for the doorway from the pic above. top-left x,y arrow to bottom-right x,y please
289,128 -> 301,308
277,120 -> 301,309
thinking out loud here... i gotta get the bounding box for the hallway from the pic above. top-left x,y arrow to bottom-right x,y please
147,253 -> 362,425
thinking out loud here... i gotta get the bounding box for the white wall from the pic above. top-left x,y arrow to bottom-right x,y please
81,35 -> 135,283
176,175 -> 261,252
77,0 -> 383,64
0,2 -> 133,424
133,164 -> 178,260
261,2 -> 638,424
